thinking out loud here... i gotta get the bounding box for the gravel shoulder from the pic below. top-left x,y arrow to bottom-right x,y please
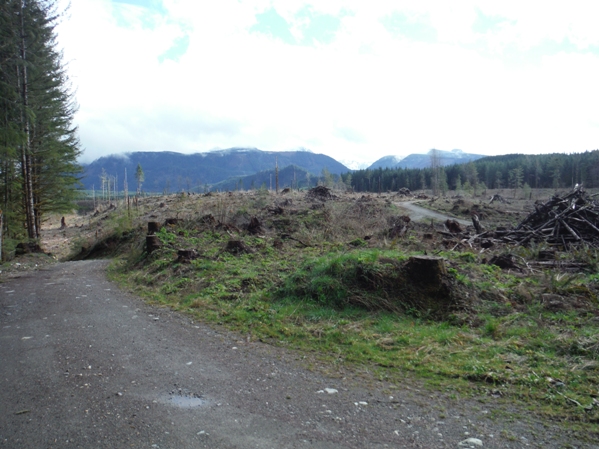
0,260 -> 592,448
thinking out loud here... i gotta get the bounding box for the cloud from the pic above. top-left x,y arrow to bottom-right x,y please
56,0 -> 599,165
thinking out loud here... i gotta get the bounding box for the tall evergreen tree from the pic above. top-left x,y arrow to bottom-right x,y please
0,0 -> 81,248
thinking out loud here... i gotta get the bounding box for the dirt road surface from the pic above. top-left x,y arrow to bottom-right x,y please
0,260 -> 591,448
398,202 -> 471,227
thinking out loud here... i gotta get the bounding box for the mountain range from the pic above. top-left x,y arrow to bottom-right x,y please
368,149 -> 485,170
80,148 -> 348,193
80,148 -> 486,193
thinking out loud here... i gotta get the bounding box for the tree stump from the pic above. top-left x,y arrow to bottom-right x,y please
200,214 -> 216,226
488,254 -> 520,270
400,256 -> 458,317
404,256 -> 447,288
146,235 -> 162,253
164,218 -> 179,227
471,214 -> 483,234
177,249 -> 198,263
481,239 -> 494,249
248,216 -> 264,235
225,240 -> 253,255
148,221 -> 161,235
445,219 -> 463,234
15,242 -> 43,255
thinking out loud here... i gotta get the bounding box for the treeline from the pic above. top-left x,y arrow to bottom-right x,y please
344,151 -> 599,194
0,0 -> 81,253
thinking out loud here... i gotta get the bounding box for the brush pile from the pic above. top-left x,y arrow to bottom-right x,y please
307,186 -> 333,201
443,186 -> 599,251
494,185 -> 599,247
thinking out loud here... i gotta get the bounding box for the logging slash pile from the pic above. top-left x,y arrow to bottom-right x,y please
495,185 -> 599,248
443,186 -> 599,251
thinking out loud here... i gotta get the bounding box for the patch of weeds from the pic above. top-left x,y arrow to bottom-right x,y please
156,227 -> 176,245
349,238 -> 367,247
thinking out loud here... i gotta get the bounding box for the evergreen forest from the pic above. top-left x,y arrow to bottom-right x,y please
0,0 -> 81,252
344,151 -> 599,194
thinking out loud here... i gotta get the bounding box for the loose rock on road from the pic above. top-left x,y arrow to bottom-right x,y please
0,260 -> 589,448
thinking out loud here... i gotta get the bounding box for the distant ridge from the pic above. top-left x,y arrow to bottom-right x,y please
367,155 -> 404,170
80,148 -> 349,192
368,149 -> 485,170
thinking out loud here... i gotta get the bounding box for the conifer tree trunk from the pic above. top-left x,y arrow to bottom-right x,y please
18,0 -> 36,239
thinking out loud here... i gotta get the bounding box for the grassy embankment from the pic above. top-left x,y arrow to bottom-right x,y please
79,189 -> 598,432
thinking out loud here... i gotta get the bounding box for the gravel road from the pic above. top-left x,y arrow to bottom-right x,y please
0,260 -> 592,448
398,202 -> 472,227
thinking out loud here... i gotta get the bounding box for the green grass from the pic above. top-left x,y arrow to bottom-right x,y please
101,192 -> 599,435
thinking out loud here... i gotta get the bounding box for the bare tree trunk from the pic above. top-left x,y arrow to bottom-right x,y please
275,156 -> 279,194
0,210 -> 3,261
430,149 -> 441,196
18,0 -> 37,239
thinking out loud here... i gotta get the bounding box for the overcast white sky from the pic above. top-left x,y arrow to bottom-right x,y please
56,0 -> 599,167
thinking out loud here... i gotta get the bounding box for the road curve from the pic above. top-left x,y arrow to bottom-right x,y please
0,260 -> 585,448
397,201 -> 472,227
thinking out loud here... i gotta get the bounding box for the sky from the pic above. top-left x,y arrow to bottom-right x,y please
55,0 -> 599,167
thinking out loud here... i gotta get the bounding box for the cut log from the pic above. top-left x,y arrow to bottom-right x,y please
538,250 -> 556,260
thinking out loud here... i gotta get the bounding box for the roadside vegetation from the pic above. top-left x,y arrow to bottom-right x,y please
26,187 -> 599,435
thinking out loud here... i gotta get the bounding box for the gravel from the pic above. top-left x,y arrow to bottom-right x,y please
0,260 -> 594,448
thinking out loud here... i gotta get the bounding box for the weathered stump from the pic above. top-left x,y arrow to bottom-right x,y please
471,214 -> 483,234
146,235 -> 162,253
480,239 -> 494,249
225,240 -> 253,254
15,242 -> 43,255
488,254 -> 520,270
389,224 -> 408,238
164,218 -> 179,227
405,256 -> 447,288
445,219 -> 463,234
401,256 -> 457,317
148,221 -> 161,235
177,249 -> 198,263
248,216 -> 264,235
200,214 -> 216,226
